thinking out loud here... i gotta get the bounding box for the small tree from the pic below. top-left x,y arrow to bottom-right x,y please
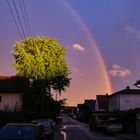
12,36 -> 71,115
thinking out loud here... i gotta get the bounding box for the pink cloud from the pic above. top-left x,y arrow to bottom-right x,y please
72,43 -> 85,52
124,26 -> 140,40
109,64 -> 131,78
71,67 -> 83,76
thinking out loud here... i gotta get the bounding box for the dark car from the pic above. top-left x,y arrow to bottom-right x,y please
89,112 -> 109,130
103,118 -> 123,134
32,119 -> 55,140
0,123 -> 45,140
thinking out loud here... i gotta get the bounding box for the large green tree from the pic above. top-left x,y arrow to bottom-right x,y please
13,36 -> 68,80
12,36 -> 71,115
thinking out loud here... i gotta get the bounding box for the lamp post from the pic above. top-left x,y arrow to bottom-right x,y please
29,78 -> 33,88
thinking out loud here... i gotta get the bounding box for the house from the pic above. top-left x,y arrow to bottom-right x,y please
109,87 -> 140,111
84,99 -> 95,112
95,95 -> 109,111
62,106 -> 77,115
0,75 -> 22,111
77,103 -> 84,112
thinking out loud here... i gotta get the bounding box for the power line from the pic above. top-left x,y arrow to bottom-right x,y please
22,0 -> 32,36
6,0 -> 22,38
7,0 -> 32,38
12,0 -> 26,38
19,0 -> 29,36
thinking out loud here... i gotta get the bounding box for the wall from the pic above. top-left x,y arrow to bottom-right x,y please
95,99 -> 99,111
120,94 -> 140,111
0,93 -> 22,111
109,94 -> 120,111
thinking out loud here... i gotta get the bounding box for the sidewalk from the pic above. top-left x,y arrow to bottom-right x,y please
116,133 -> 140,140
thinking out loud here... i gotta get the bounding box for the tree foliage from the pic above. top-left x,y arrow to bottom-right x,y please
13,36 -> 69,80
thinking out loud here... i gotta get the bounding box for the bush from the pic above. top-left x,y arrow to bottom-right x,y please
0,112 -> 25,128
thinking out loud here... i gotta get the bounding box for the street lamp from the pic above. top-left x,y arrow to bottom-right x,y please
29,78 -> 33,88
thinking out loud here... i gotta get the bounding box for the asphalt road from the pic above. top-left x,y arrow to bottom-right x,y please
53,116 -> 123,140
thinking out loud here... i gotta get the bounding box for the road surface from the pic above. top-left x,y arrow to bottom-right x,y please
53,115 -> 123,140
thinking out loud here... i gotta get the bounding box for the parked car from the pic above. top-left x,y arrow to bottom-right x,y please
0,123 -> 45,140
103,118 -> 123,134
89,112 -> 109,130
32,119 -> 55,140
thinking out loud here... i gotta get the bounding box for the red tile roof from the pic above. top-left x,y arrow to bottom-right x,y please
0,75 -> 12,80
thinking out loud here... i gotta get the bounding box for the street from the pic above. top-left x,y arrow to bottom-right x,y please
53,116 -> 122,140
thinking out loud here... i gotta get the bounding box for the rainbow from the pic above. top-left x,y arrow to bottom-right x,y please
63,0 -> 112,94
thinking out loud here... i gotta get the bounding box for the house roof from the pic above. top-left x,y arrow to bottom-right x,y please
84,99 -> 95,104
109,88 -> 140,97
0,75 -> 22,93
96,95 -> 109,110
0,75 -> 13,80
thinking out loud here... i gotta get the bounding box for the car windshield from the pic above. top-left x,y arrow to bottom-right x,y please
32,119 -> 52,129
98,115 -> 108,120
108,119 -> 121,124
0,125 -> 36,139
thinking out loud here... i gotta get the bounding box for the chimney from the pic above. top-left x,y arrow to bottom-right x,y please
126,86 -> 130,90
106,93 -> 109,96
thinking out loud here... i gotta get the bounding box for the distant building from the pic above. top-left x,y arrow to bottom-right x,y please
62,106 -> 77,115
0,76 -> 22,111
95,95 -> 109,111
84,99 -> 95,112
77,103 -> 84,112
109,87 -> 140,111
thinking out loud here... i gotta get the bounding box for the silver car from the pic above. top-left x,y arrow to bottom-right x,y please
103,118 -> 123,134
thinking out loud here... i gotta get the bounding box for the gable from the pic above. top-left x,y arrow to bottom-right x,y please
96,95 -> 109,110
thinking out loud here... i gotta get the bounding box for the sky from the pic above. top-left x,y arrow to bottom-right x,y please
0,0 -> 140,106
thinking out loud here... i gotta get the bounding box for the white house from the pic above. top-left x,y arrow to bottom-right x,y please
0,76 -> 22,111
109,87 -> 140,111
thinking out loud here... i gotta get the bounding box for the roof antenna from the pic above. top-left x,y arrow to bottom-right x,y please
133,80 -> 140,88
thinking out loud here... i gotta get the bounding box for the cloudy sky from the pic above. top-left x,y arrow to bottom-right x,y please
0,0 -> 140,106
